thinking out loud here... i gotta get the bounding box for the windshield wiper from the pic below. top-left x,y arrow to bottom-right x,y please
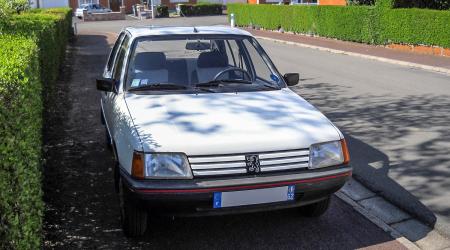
128,83 -> 187,91
195,79 -> 253,88
194,86 -> 216,93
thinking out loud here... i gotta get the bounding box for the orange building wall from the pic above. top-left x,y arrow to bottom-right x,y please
99,0 -> 109,8
248,0 -> 258,4
319,0 -> 346,5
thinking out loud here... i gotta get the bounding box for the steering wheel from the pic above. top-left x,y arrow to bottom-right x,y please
213,67 -> 252,82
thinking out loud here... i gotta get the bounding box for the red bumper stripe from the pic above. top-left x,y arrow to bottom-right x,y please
134,171 -> 351,194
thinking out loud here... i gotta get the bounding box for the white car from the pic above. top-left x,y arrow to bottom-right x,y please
97,26 -> 351,237
75,3 -> 112,18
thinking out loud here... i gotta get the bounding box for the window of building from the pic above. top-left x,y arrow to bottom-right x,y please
290,0 -> 318,4
78,0 -> 99,5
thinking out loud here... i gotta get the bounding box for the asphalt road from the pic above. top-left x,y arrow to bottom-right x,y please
41,17 -> 409,249
260,39 -> 450,236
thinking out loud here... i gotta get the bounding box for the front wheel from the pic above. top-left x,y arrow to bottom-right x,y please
119,178 -> 148,237
298,197 -> 331,217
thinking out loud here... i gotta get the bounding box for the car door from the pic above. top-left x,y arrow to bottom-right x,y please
107,34 -> 141,171
101,32 -> 126,143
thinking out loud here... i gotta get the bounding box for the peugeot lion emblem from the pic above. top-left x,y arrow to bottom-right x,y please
245,155 -> 261,174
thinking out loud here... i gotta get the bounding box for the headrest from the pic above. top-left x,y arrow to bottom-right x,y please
197,51 -> 228,68
133,52 -> 166,71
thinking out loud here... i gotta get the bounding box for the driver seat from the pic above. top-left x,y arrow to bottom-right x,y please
196,51 -> 229,83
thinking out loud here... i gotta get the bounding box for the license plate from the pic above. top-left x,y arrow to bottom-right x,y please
213,185 -> 295,208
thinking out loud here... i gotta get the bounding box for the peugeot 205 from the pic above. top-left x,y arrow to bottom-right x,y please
97,26 -> 351,237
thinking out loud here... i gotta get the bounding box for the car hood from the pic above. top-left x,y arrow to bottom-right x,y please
125,89 -> 341,155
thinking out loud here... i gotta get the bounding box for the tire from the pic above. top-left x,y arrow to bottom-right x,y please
119,178 -> 148,237
298,197 -> 331,217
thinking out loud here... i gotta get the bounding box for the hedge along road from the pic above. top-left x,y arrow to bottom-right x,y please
41,17 -> 407,249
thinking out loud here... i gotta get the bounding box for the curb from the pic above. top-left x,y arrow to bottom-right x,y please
254,36 -> 450,76
336,190 -> 420,250
336,179 -> 450,250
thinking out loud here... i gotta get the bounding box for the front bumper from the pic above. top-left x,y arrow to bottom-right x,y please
121,165 -> 351,216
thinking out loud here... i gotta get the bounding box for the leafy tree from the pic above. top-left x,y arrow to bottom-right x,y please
347,0 -> 375,5
0,0 -> 9,18
394,0 -> 449,10
0,0 -> 30,15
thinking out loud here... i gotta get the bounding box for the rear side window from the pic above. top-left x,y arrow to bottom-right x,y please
106,33 -> 125,73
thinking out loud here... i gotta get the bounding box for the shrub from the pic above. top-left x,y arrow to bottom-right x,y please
378,8 -> 450,47
0,8 -> 72,249
0,0 -> 10,18
0,35 -> 42,250
227,3 -> 450,48
227,4 -> 374,43
394,0 -> 449,10
347,0 -> 375,5
0,8 -> 72,92
0,0 -> 30,14
375,0 -> 394,8
157,5 -> 169,17
179,3 -> 222,16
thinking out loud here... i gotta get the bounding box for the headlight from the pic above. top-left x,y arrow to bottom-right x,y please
131,152 -> 192,179
309,140 -> 349,169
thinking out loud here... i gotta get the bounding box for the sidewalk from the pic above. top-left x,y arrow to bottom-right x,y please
244,28 -> 450,72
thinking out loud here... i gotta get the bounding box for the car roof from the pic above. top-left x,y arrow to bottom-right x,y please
123,26 -> 253,38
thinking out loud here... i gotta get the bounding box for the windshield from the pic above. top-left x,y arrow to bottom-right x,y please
125,35 -> 284,93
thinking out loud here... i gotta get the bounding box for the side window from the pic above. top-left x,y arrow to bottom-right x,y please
243,39 -> 274,83
112,35 -> 130,82
106,33 -> 125,72
224,40 -> 248,71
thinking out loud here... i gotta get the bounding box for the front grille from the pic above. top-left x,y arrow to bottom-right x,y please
188,148 -> 310,177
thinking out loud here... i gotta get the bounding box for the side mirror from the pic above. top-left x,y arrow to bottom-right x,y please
96,78 -> 116,92
283,73 -> 299,86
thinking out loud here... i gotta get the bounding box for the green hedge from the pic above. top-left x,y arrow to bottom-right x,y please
0,35 -> 42,250
157,5 -> 169,17
228,4 -> 374,43
179,3 -> 222,16
378,8 -> 450,47
0,8 -> 72,88
394,0 -> 449,10
227,3 -> 450,48
0,8 -> 72,249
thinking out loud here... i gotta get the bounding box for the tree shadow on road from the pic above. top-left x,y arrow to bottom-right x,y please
291,81 -> 450,235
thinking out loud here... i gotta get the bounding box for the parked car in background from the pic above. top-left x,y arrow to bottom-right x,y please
75,3 -> 112,18
96,26 -> 352,237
